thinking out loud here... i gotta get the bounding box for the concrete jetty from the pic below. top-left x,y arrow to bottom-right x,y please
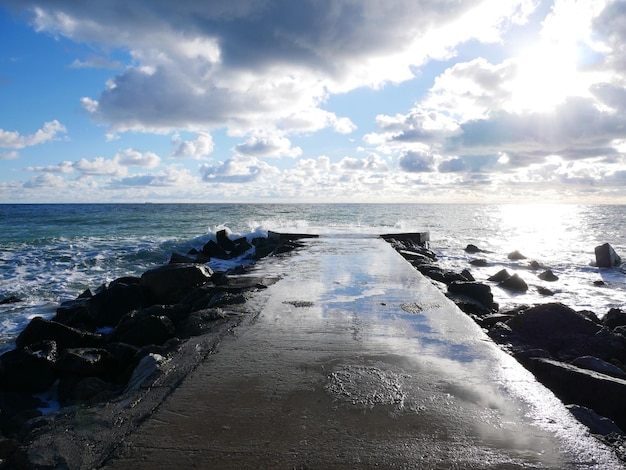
95,235 -> 621,469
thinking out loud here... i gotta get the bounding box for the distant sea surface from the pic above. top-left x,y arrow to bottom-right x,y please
1,203 -> 625,350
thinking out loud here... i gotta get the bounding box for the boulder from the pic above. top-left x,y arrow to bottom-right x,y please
538,269 -> 559,282
0,341 -> 58,392
447,281 -> 496,312
524,357 -> 626,431
202,240 -> 230,259
488,269 -> 511,282
216,229 -> 238,252
89,282 -> 147,327
141,263 -> 214,305
595,243 -> 622,268
499,273 -> 528,292
15,317 -> 105,351
507,250 -> 527,260
55,348 -> 115,378
111,312 -> 175,347
175,309 -> 227,338
53,298 -> 96,331
399,250 -> 434,266
0,296 -> 21,305
506,303 -> 602,356
58,376 -> 115,404
571,356 -> 626,379
231,237 -> 253,257
536,286 -> 555,296
464,244 -> 483,253
567,405 -> 626,437
604,308 -> 626,330
469,259 -> 488,267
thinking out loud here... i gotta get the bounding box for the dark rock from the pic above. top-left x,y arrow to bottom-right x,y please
594,280 -> 607,286
53,298 -> 96,332
58,376 -> 115,404
89,283 -> 147,327
536,286 -> 555,296
111,312 -> 175,347
528,260 -> 542,270
499,273 -> 528,292
464,244 -> 483,253
595,243 -> 622,268
0,341 -> 58,392
169,252 -> 202,264
604,308 -> 626,330
15,317 -> 104,351
0,436 -> 20,459
0,296 -> 21,305
488,269 -> 511,282
216,229 -> 238,252
175,309 -> 228,338
524,357 -> 626,432
443,271 -> 470,284
55,348 -> 115,378
508,250 -> 527,260
414,265 -> 447,283
207,291 -> 248,308
469,258 -> 488,267
447,281 -> 496,312
231,237 -> 253,257
460,269 -> 474,281
571,356 -> 626,379
505,303 -> 602,356
399,250 -> 434,266
538,269 -> 559,282
476,314 -> 515,328
140,304 -> 191,324
202,240 -> 230,259
567,405 -> 625,437
141,263 -> 214,305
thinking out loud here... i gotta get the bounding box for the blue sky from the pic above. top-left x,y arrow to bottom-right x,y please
1,0 -> 625,203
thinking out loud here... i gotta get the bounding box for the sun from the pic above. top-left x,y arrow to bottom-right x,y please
504,42 -> 584,113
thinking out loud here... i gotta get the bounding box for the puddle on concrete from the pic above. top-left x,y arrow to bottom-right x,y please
325,364 -> 409,411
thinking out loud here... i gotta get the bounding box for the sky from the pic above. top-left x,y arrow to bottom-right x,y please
0,0 -> 625,204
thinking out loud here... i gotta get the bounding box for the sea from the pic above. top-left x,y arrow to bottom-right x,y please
1,203 -> 625,351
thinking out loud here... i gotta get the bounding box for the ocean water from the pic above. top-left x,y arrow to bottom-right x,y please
0,203 -> 624,350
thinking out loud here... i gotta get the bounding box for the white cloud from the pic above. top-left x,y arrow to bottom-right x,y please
15,0 -> 537,136
73,156 -> 127,177
0,151 -> 19,160
26,161 -> 75,173
200,155 -> 280,183
23,173 -> 67,188
171,132 -> 214,159
0,120 -> 67,149
111,166 -> 198,187
114,148 -> 161,168
234,134 -> 302,159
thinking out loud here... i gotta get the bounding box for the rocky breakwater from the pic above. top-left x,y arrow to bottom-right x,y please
0,230 -> 310,468
384,235 -> 626,461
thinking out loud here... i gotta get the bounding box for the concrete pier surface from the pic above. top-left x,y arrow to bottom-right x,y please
103,236 -> 620,469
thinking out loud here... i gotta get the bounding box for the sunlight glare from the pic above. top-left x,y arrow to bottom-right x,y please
505,43 -> 582,113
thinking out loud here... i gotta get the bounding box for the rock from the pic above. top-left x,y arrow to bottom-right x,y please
464,244 -> 483,253
567,405 -> 626,437
231,237 -> 253,257
216,229 -> 237,252
469,259 -> 488,267
594,280 -> 607,286
505,303 -> 605,358
488,269 -> 511,282
595,243 -> 622,268
64,376 -> 115,404
398,250 -> 434,266
476,314 -> 515,328
141,263 -> 214,305
447,281 -> 496,312
603,308 -> 626,330
571,356 -> 626,379
536,286 -> 554,296
124,353 -> 164,393
175,309 -> 227,338
0,341 -> 58,392
55,348 -> 115,378
508,250 -> 527,260
53,298 -> 96,332
111,311 -> 176,347
0,296 -> 21,305
460,269 -> 474,281
202,240 -> 230,259
528,260 -> 541,270
524,357 -> 626,432
15,317 -> 105,352
89,282 -> 147,327
538,269 -> 559,282
169,252 -> 202,264
499,273 -> 528,292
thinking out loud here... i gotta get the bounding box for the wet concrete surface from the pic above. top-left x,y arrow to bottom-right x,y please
103,236 -> 622,469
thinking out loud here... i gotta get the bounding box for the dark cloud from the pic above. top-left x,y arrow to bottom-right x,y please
398,150 -> 434,173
